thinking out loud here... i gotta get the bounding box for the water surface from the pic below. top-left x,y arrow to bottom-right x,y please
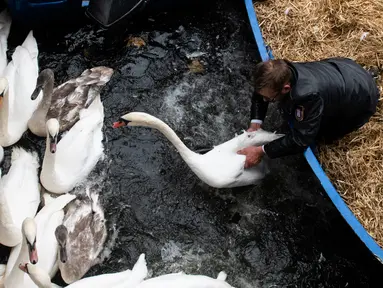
0,0 -> 382,287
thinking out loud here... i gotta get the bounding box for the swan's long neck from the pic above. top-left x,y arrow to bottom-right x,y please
6,233 -> 28,282
0,88 -> 10,135
37,79 -> 54,113
134,119 -> 197,161
43,133 -> 56,169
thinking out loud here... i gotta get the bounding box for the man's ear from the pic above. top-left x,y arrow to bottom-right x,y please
281,83 -> 291,94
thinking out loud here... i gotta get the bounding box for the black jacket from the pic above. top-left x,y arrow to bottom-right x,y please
250,57 -> 379,158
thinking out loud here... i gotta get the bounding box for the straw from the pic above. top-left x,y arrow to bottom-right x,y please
254,0 -> 383,247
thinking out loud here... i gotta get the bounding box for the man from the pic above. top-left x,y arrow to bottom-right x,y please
237,57 -> 380,168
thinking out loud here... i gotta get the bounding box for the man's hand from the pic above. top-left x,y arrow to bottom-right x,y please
237,146 -> 265,169
247,123 -> 261,132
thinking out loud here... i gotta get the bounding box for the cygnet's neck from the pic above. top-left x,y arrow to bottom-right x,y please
37,79 -> 54,113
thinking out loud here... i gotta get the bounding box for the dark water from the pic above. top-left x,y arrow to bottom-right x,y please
0,0 -> 382,287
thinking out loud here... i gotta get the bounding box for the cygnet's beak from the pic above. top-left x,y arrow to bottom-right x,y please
31,85 -> 42,100
59,245 -> 68,263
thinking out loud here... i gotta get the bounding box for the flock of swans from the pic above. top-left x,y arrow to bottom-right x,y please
0,8 -> 283,288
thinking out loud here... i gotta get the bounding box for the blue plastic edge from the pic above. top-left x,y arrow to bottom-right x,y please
243,0 -> 383,264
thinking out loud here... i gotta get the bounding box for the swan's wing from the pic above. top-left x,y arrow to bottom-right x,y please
2,148 -> 40,229
34,193 -> 76,223
37,209 -> 64,274
2,58 -> 16,120
0,148 -> 40,246
48,66 -> 113,131
47,82 -> 90,122
55,94 -> 104,180
0,179 -> 22,246
5,31 -> 40,131
11,43 -> 40,119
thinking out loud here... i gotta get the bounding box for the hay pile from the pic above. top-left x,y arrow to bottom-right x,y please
253,0 -> 383,247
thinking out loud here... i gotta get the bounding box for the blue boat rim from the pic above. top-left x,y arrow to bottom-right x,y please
243,0 -> 383,264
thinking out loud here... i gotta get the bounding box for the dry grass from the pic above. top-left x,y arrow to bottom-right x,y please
253,0 -> 383,247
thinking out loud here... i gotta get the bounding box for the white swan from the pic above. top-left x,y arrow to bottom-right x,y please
0,30 -> 42,147
113,112 -> 284,188
40,92 -> 105,194
0,9 -> 12,76
0,147 -> 40,247
19,253 -> 148,288
135,271 -> 235,288
55,189 -> 107,284
4,194 -> 76,288
28,67 -> 113,137
34,193 -> 77,277
4,217 -> 38,288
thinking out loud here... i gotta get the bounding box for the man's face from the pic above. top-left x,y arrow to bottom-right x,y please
258,83 -> 291,102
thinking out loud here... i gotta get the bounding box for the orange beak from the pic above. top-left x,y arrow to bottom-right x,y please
112,121 -> 126,128
0,96 -> 3,108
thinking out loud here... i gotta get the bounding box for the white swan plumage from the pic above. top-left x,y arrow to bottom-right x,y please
0,147 -> 40,247
0,30 -> 42,147
113,112 -> 284,188
40,92 -> 105,194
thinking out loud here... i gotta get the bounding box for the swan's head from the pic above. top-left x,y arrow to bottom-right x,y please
19,263 -> 51,288
0,78 -> 8,108
112,112 -> 160,129
31,69 -> 54,100
22,218 -> 38,264
46,118 -> 59,153
55,225 -> 68,263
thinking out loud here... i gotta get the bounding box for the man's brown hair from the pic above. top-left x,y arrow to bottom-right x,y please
253,59 -> 292,92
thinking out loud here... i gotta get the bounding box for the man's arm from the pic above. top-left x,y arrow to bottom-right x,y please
250,90 -> 269,124
263,94 -> 324,158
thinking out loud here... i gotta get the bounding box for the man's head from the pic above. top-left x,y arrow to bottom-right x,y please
253,59 -> 292,102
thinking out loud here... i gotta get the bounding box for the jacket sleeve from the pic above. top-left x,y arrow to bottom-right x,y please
250,91 -> 269,122
263,94 -> 324,158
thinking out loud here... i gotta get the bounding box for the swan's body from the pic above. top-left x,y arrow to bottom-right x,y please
0,147 -> 40,247
19,253 -> 148,288
0,31 -> 42,147
114,112 -> 284,188
134,271 -> 234,288
40,92 -> 105,194
56,189 -> 107,284
28,67 -> 113,137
